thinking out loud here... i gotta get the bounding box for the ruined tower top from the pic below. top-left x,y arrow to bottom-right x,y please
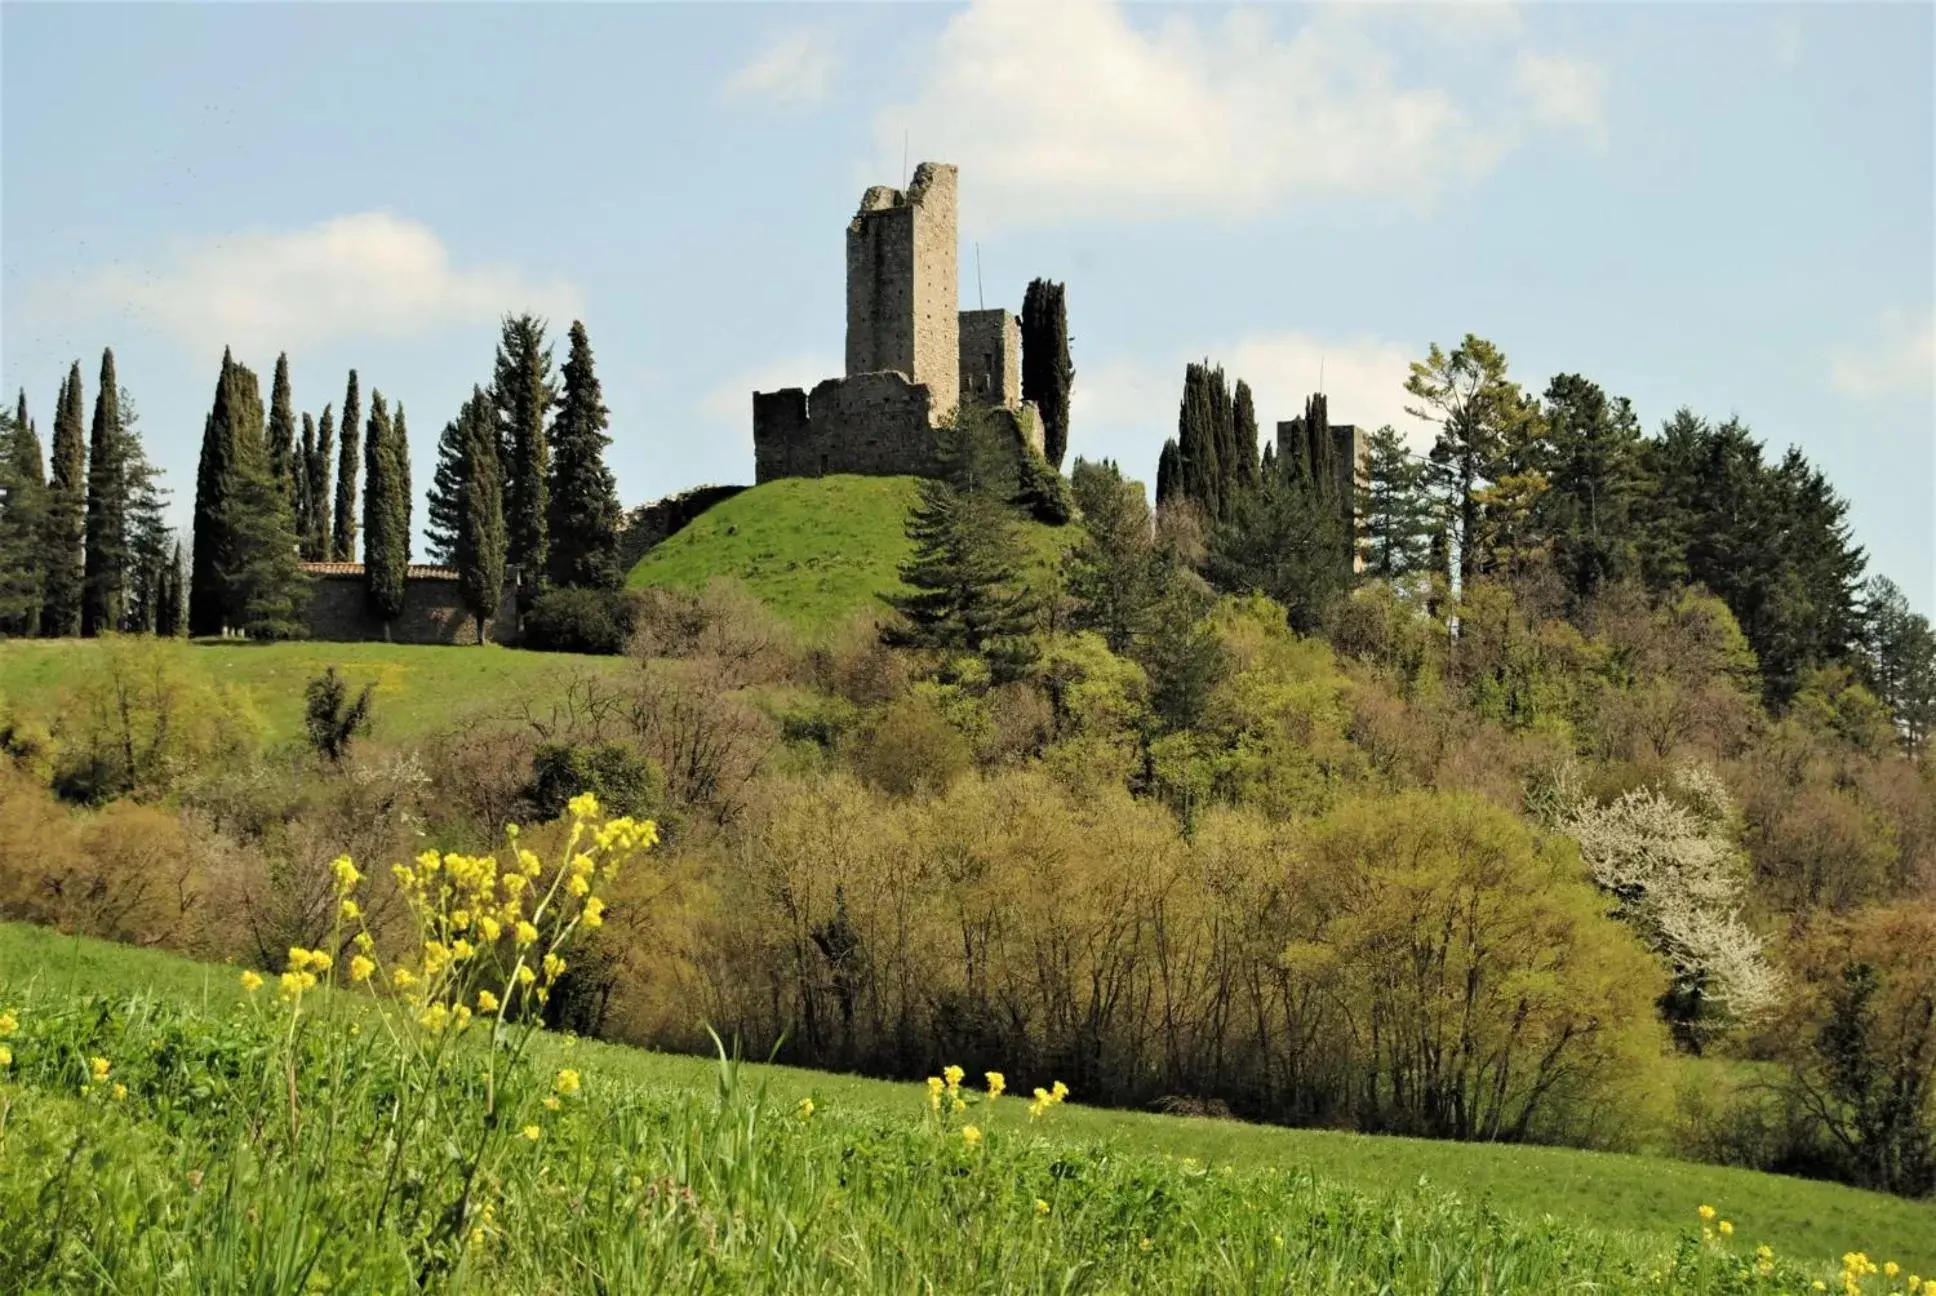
845,161 -> 960,416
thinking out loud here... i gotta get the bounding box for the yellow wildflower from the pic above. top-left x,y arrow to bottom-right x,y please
451,939 -> 476,962
89,1056 -> 111,1083
797,1097 -> 815,1119
1050,1081 -> 1069,1103
521,1124 -> 541,1142
582,897 -> 606,929
288,947 -> 312,972
392,967 -> 418,990
478,915 -> 502,941
927,1076 -> 944,1111
0,1009 -> 16,1038
340,899 -> 360,920
516,965 -> 536,986
309,951 -> 332,974
477,990 -> 500,1013
111,1083 -> 127,1102
952,1097 -> 966,1114
1139,1237 -> 1152,1253
568,874 -> 590,897
1697,1205 -> 1715,1222
515,921 -> 539,947
240,970 -> 264,994
505,823 -> 520,839
985,1071 -> 1005,1100
278,971 -> 305,999
450,909 -> 470,931
570,852 -> 595,878
567,791 -> 600,819
543,1095 -> 561,1112
943,1064 -> 965,1091
542,952 -> 566,982
518,849 -> 543,879
1718,1220 -> 1732,1237
331,855 -> 362,892
419,1003 -> 450,1032
452,1004 -> 472,1029
555,1068 -> 582,1096
1883,1263 -> 1898,1279
349,955 -> 375,984
0,1045 -> 12,1067
353,931 -> 374,952
1034,1198 -> 1050,1216
961,1124 -> 982,1147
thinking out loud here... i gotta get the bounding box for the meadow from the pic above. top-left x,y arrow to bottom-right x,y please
3,920 -> 1930,1293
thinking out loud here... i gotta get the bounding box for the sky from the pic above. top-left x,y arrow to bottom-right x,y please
3,1 -> 1932,610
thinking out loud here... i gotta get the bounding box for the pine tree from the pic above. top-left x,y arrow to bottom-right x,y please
309,404 -> 335,560
121,411 -> 172,635
82,349 -> 129,636
1020,279 -> 1075,470
362,393 -> 409,629
42,362 -> 87,636
331,371 -> 361,561
492,314 -> 556,584
425,407 -> 468,566
0,393 -> 46,636
1205,465 -> 1350,633
1539,373 -> 1646,603
546,320 -> 622,589
1065,459 -> 1164,653
267,352 -> 298,504
1403,336 -> 1530,587
1356,425 -> 1437,579
883,412 -> 1039,681
455,389 -> 507,643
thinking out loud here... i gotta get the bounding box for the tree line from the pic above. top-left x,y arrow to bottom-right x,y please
1140,333 -> 1934,754
0,313 -> 626,645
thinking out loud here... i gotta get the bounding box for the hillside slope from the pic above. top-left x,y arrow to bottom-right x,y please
1,921 -> 1928,1274
625,475 -> 1075,635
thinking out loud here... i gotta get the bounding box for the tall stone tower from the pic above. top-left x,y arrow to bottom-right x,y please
845,162 -> 960,416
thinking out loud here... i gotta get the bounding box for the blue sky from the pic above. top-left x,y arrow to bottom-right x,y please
4,1 -> 1931,609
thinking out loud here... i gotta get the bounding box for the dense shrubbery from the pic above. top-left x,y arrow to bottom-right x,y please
520,586 -> 641,655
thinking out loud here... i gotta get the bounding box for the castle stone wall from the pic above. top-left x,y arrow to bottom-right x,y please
301,567 -> 521,645
959,309 -> 1020,409
752,373 -> 943,483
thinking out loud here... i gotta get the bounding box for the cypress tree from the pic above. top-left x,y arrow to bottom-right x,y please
1021,279 -> 1075,470
395,403 -> 412,563
1230,379 -> 1261,492
295,413 -> 315,558
455,389 -> 507,642
331,371 -> 361,561
1155,439 -> 1182,510
196,352 -> 306,638
0,393 -> 46,636
82,349 -> 128,636
267,352 -> 298,503
42,362 -> 87,637
1175,362 -> 1224,521
546,320 -> 622,589
492,314 -> 556,584
362,393 -> 408,628
310,405 -> 335,560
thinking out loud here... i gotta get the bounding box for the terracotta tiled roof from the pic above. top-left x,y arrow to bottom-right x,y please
299,561 -> 460,581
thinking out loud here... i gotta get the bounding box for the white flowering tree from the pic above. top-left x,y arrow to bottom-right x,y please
1560,761 -> 1782,1048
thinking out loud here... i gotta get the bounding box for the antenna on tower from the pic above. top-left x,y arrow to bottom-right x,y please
976,243 -> 985,310
1319,356 -> 1326,395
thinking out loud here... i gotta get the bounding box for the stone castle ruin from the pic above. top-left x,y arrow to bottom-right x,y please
753,162 -> 1041,484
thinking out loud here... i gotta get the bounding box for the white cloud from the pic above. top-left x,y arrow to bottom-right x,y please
699,353 -> 841,424
1070,333 -> 1434,485
1514,50 -> 1609,144
723,28 -> 840,110
1831,311 -> 1936,400
875,0 -> 1606,230
54,213 -> 581,356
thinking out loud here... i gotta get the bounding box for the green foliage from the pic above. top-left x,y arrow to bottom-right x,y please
266,351 -> 297,505
362,392 -> 410,627
0,397 -> 46,636
1065,459 -> 1163,653
1861,575 -> 1936,758
303,404 -> 334,561
1403,334 -> 1535,585
1020,277 -> 1075,470
457,390 -> 508,641
493,313 -> 557,584
331,371 -> 360,562
526,741 -> 659,821
191,351 -> 309,639
1356,424 -> 1438,580
81,349 -> 127,636
41,361 -> 87,637
854,691 -> 971,796
522,587 -> 639,656
303,665 -> 375,764
546,320 -> 623,590
1205,466 -> 1349,633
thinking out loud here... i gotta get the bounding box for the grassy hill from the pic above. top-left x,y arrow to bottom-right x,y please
2,920 -> 1928,1284
0,639 -> 627,746
626,475 -> 1076,635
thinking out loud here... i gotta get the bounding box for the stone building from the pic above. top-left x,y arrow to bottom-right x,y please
753,162 -> 1041,484
298,562 -> 521,645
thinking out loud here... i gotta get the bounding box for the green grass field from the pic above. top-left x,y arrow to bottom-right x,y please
0,639 -> 627,745
3,920 -> 1928,1288
626,475 -> 1077,635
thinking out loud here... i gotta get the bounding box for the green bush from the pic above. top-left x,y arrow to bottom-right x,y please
526,742 -> 660,823
521,588 -> 641,656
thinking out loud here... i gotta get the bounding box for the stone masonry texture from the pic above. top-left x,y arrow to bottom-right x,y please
299,564 -> 521,645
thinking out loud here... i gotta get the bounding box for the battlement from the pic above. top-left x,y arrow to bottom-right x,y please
846,162 -> 959,414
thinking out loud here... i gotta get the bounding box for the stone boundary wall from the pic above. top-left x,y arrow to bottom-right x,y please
753,372 -> 943,483
300,565 -> 521,645
624,484 -> 749,565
